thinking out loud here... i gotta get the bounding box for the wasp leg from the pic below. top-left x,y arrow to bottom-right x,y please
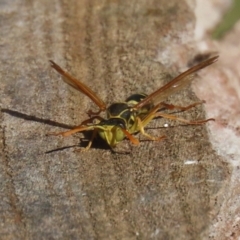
48,125 -> 99,151
160,101 -> 204,111
137,117 -> 166,141
47,115 -> 104,137
154,113 -> 215,124
78,128 -> 98,152
120,128 -> 139,145
47,125 -> 95,137
140,103 -> 163,126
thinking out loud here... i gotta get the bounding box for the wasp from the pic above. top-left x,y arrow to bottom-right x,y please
49,56 -> 218,151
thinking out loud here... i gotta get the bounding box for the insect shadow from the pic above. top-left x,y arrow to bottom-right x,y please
1,108 -> 126,154
2,55 -> 218,154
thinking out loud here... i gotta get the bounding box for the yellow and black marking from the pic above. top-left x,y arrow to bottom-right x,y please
48,56 -> 218,151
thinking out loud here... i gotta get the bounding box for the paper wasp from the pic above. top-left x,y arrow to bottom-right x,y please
49,56 -> 218,150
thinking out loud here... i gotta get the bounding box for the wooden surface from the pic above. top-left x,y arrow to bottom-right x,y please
0,0 -> 230,239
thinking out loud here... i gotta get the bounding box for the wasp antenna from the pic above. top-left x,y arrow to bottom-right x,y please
121,128 -> 139,145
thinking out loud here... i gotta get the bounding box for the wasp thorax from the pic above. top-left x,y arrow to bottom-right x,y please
107,103 -> 129,117
125,93 -> 147,106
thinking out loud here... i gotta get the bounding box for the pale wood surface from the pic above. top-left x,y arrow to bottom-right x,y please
0,0 -> 230,239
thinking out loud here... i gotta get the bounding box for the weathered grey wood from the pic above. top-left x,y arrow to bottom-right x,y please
0,0 -> 230,239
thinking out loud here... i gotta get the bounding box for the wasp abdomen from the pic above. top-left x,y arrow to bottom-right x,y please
126,93 -> 147,106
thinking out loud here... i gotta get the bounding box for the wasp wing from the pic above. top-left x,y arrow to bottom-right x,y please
50,61 -> 107,112
134,56 -> 219,109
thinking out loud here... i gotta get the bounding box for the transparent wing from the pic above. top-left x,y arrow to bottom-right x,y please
50,61 -> 107,112
134,56 -> 219,109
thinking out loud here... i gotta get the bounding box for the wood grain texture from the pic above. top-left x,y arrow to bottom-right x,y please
0,0 -> 230,239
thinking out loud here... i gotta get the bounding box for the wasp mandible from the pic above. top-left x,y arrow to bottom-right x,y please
49,56 -> 218,150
